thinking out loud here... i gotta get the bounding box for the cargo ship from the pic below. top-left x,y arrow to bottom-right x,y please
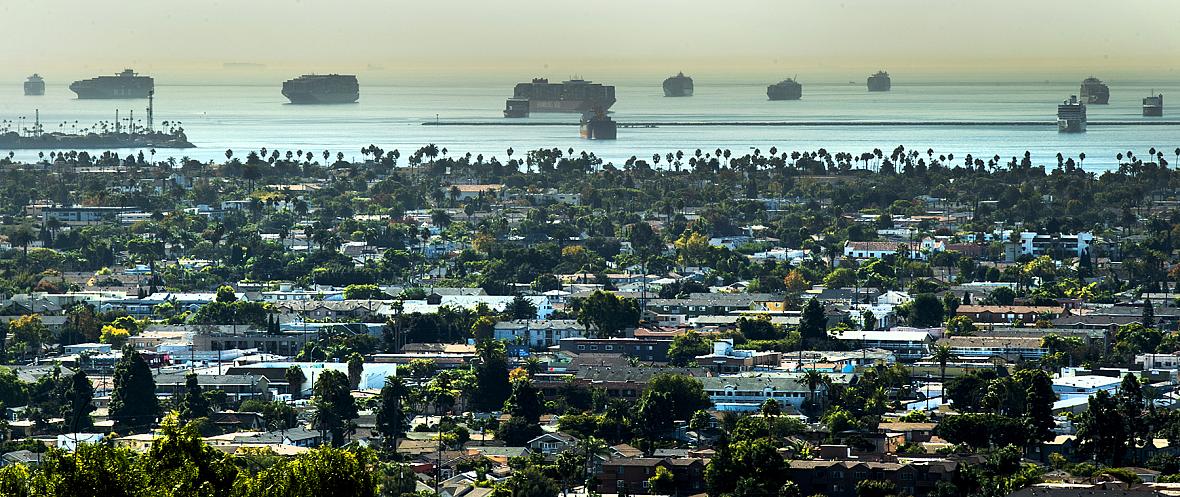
1057,95 -> 1086,133
1079,77 -> 1109,104
506,78 -> 615,114
867,71 -> 891,92
281,74 -> 359,104
1142,93 -> 1163,117
24,74 -> 45,96
69,69 -> 154,99
579,110 -> 616,140
503,98 -> 530,118
767,78 -> 802,100
663,72 -> 693,97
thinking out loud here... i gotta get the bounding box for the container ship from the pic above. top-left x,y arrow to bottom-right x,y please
1079,77 -> 1109,104
579,110 -> 616,140
505,78 -> 615,114
663,72 -> 693,97
24,74 -> 45,96
767,78 -> 802,100
503,98 -> 530,118
1142,93 -> 1163,117
69,69 -> 153,99
867,71 -> 891,92
281,74 -> 359,104
1057,95 -> 1086,133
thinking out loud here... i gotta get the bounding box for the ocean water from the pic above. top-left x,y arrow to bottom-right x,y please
2,80 -> 1178,172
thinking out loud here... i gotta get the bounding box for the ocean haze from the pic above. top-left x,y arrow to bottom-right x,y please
2,0 -> 1178,85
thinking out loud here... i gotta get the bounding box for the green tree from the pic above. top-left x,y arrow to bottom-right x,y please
1076,389 -> 1128,466
648,465 -> 677,496
347,353 -> 364,390
507,294 -> 539,320
109,345 -> 158,431
145,413 -> 238,497
905,293 -> 945,327
705,437 -> 789,497
239,399 -> 298,431
491,466 -> 558,497
236,446 -> 377,497
375,376 -> 410,448
798,298 -> 827,341
9,314 -> 50,360
572,290 -> 640,338
473,340 -> 511,411
285,365 -> 306,400
214,285 -> 237,303
668,331 -> 711,366
945,315 -> 977,336
60,370 -> 94,433
343,284 -> 389,300
311,370 -> 359,446
988,286 -> 1016,306
179,372 -> 212,423
26,442 -> 148,496
504,377 -> 544,424
856,479 -> 898,497
639,374 -> 711,430
931,344 -> 955,385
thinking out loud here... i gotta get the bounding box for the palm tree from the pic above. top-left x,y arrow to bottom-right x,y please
931,344 -> 954,385
802,369 -> 824,410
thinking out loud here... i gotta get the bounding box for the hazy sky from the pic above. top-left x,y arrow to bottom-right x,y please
4,0 -> 1178,84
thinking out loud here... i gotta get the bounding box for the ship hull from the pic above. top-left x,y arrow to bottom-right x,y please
526,99 -> 611,113
1057,118 -> 1086,133
664,87 -> 693,97
24,83 -> 44,96
767,88 -> 802,100
1083,94 -> 1109,105
867,80 -> 891,92
70,86 -> 152,99
1143,106 -> 1163,117
282,91 -> 359,104
580,120 -> 617,140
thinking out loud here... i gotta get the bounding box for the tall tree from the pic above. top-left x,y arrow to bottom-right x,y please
375,376 -> 410,449
472,340 -> 511,411
61,370 -> 94,433
798,298 -> 827,341
286,365 -> 306,400
311,370 -> 358,446
1076,390 -> 1128,466
179,372 -> 212,423
346,353 -> 364,390
110,345 -> 159,431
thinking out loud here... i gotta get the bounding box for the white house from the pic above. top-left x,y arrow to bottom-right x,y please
1051,375 -> 1121,400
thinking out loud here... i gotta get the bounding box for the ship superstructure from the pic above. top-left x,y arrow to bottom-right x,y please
867,71 -> 891,92
663,73 -> 693,97
24,74 -> 44,96
1057,95 -> 1086,133
1079,77 -> 1109,104
1143,93 -> 1163,117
